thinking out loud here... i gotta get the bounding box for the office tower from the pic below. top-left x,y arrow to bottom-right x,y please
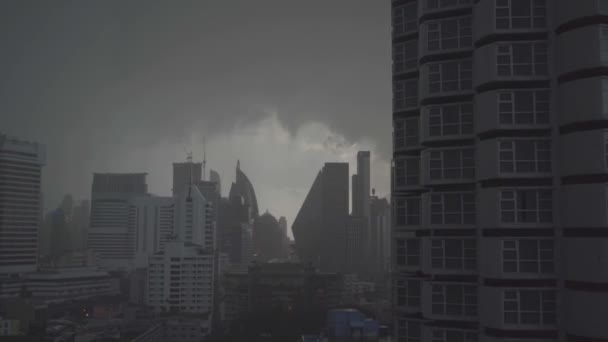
369,195 -> 391,282
0,133 -> 46,275
130,196 -> 175,268
352,151 -> 371,218
172,161 -> 202,196
293,162 -> 349,273
219,162 -> 258,270
87,173 -> 148,270
391,1 -> 608,341
345,216 -> 366,275
146,241 -> 214,318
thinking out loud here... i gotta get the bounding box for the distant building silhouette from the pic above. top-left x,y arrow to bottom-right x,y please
0,133 -> 45,275
172,161 -> 202,196
252,211 -> 285,262
292,162 -> 348,273
87,173 -> 148,270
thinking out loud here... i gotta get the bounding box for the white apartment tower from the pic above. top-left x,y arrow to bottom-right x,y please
391,1 -> 608,341
0,134 -> 45,275
146,241 -> 214,316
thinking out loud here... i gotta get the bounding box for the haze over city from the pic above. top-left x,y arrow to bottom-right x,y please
0,1 -> 392,234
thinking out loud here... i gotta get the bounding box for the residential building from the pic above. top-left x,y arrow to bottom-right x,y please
292,163 -> 349,273
0,133 -> 46,275
130,196 -> 175,268
146,241 -> 214,317
391,0 -> 608,341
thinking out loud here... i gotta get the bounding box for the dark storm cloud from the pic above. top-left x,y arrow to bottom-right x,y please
0,0 -> 391,212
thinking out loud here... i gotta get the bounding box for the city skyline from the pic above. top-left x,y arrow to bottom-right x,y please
0,1 -> 393,235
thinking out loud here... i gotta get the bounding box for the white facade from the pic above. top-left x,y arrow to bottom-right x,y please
146,241 -> 214,317
174,184 -> 214,250
0,133 -> 45,275
130,196 -> 175,268
391,0 -> 608,341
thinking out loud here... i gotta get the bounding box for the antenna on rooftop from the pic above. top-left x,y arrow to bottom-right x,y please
202,136 -> 207,181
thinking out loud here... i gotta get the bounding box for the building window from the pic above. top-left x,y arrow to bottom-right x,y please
498,90 -> 550,125
426,0 -> 472,10
429,148 -> 475,181
497,42 -> 548,77
431,239 -> 477,271
431,284 -> 477,317
394,79 -> 419,110
395,157 -> 420,187
428,103 -> 474,137
499,139 -> 551,173
429,60 -> 472,94
395,197 -> 421,226
430,193 -> 476,225
500,189 -> 552,224
393,3 -> 418,36
397,279 -> 421,307
397,319 -> 421,342
427,16 -> 472,52
394,40 -> 418,74
602,26 -> 608,64
397,239 -> 421,266
394,117 -> 420,150
432,329 -> 478,342
605,131 -> 608,169
503,239 -> 554,273
504,290 -> 556,325
496,0 -> 546,29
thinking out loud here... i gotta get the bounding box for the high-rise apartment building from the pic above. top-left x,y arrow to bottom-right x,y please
391,1 -> 608,341
0,133 -> 45,275
130,196 -> 175,268
146,241 -> 214,317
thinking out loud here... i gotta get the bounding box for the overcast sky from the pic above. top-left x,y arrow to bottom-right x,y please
0,1 -> 392,236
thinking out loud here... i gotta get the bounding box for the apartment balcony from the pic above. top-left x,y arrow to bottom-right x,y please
477,188 -> 554,229
418,0 -> 473,17
420,237 -> 478,276
474,42 -> 550,89
419,59 -> 474,102
420,147 -> 476,186
479,286 -> 557,332
473,0 -> 548,44
420,102 -> 475,144
421,281 -> 478,323
475,89 -> 552,133
478,237 -> 555,280
476,138 -> 553,181
418,15 -> 474,60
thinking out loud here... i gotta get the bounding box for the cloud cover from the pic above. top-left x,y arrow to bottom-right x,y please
0,1 -> 392,234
